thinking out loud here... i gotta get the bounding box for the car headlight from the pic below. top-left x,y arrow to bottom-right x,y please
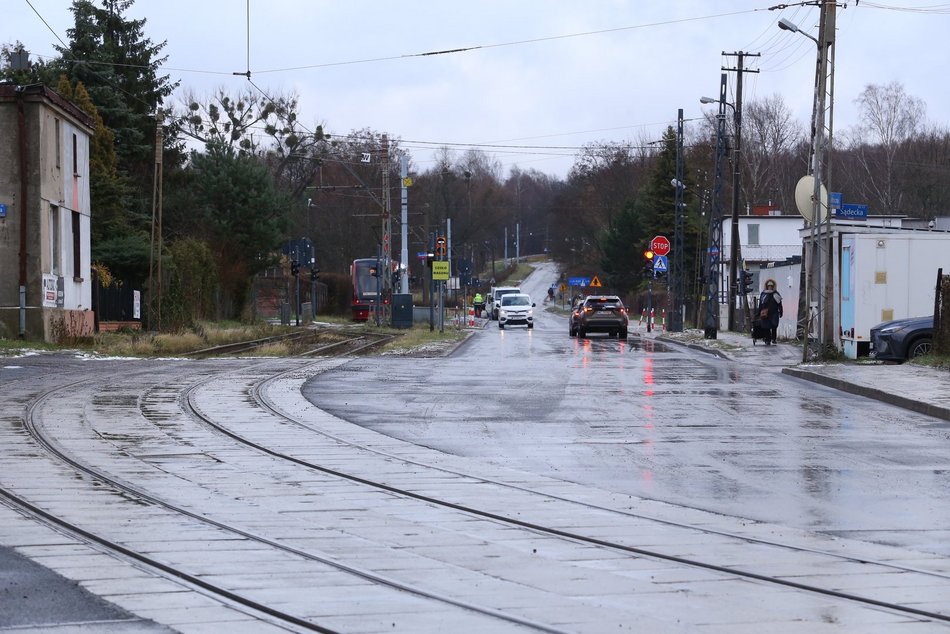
878,324 -> 905,334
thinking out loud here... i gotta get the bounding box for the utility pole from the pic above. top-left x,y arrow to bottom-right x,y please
670,108 -> 685,332
798,1 -> 838,362
380,135 -> 392,325
704,74 -> 728,339
723,51 -> 759,332
400,154 -> 409,294
148,112 -> 163,331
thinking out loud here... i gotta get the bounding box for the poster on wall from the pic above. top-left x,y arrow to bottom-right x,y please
41,275 -> 65,308
42,274 -> 57,308
133,290 -> 141,319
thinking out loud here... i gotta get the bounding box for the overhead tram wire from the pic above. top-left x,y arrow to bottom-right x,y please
247,8 -> 767,76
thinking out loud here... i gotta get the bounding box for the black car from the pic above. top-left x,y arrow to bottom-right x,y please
571,295 -> 628,339
869,315 -> 934,362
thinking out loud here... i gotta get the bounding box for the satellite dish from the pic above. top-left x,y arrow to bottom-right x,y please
794,175 -> 829,223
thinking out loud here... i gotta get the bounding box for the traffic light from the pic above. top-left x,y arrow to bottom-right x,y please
435,236 -> 447,257
369,265 -> 379,277
740,269 -> 753,294
310,268 -> 319,282
643,249 -> 655,277
290,260 -> 300,277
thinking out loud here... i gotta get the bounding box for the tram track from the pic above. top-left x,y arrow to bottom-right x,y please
3,355 -> 949,631
5,360 -> 565,633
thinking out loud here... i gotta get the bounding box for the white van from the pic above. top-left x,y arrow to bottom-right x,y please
487,286 -> 521,320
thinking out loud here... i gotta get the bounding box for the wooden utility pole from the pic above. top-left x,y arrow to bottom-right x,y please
723,51 -> 759,332
148,113 -> 163,331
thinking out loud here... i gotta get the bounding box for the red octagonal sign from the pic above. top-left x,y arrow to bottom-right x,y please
651,235 -> 671,256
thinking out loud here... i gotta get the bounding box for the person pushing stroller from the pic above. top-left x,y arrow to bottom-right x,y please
757,278 -> 783,345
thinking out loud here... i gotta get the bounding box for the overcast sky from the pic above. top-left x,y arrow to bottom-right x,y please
6,1 -> 949,179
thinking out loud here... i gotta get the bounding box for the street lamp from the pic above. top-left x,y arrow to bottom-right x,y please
778,18 -> 819,45
779,12 -> 833,361
700,94 -> 742,333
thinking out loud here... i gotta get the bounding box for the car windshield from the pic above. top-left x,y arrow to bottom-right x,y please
503,296 -> 530,306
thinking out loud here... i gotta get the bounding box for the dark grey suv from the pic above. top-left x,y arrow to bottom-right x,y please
571,295 -> 628,339
869,315 -> 933,362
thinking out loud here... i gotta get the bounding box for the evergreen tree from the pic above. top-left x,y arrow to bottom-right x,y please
186,142 -> 291,318
56,0 -> 178,200
600,201 -> 648,294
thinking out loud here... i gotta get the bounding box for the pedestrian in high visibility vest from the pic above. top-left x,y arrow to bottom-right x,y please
473,292 -> 485,318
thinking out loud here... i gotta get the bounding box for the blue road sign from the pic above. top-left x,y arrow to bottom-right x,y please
830,192 -> 843,210
653,255 -> 668,272
568,277 -> 591,287
835,203 -> 868,220
0,203 -> 6,218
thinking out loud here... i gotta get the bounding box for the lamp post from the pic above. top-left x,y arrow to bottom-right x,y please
779,7 -> 835,361
700,94 -> 742,332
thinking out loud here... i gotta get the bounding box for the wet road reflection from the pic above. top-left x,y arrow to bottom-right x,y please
304,265 -> 950,557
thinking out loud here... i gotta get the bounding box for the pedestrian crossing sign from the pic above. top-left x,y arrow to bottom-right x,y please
653,255 -> 668,272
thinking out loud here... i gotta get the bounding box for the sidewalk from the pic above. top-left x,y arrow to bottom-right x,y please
655,328 -> 950,422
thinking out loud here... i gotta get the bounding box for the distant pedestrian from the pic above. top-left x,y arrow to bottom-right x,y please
758,279 -> 783,345
473,292 -> 485,317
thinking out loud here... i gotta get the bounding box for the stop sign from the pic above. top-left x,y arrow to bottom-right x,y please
651,235 -> 671,256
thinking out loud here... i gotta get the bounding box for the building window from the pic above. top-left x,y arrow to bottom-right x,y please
72,133 -> 78,175
50,204 -> 61,275
55,118 -> 61,169
72,211 -> 82,281
747,223 -> 760,246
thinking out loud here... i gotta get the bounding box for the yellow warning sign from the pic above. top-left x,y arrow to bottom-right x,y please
432,261 -> 450,280
589,275 -> 603,288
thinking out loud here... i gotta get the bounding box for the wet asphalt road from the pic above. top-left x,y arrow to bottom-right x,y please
304,261 -> 950,557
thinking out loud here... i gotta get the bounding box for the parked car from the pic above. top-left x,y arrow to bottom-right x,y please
498,293 -> 534,330
487,286 -> 521,320
869,315 -> 934,362
572,295 -> 628,339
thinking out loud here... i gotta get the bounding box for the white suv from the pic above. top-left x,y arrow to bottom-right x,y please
487,286 -> 521,320
498,293 -> 535,330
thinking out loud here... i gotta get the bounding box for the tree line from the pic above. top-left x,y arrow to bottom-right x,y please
3,1 -> 948,327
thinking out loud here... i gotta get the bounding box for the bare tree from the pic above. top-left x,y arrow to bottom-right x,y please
846,81 -> 926,214
742,94 -> 804,212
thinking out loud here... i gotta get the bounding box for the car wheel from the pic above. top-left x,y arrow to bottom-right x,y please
619,329 -> 628,339
908,337 -> 932,359
569,327 -> 576,337
578,328 -> 586,339
527,323 -> 534,329
499,323 -> 505,330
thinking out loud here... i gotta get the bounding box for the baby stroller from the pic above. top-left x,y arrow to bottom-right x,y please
751,318 -> 769,345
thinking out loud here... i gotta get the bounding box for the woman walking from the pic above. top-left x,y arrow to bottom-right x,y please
758,279 -> 783,345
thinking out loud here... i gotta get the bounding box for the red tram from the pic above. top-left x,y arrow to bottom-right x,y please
351,258 -> 383,321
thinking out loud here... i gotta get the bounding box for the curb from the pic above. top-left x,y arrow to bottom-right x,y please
781,367 -> 950,422
656,336 -> 731,360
